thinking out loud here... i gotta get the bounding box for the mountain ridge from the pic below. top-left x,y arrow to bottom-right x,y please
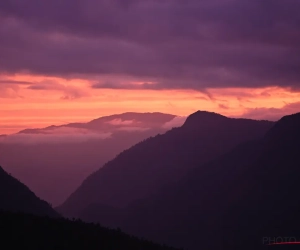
17,112 -> 176,134
58,110 -> 274,219
117,112 -> 300,249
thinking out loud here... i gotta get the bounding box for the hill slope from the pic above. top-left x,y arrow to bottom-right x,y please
0,166 -> 58,217
58,111 -> 274,219
119,112 -> 300,249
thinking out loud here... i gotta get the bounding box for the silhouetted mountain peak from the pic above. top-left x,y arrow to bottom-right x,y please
58,110 -> 273,216
182,111 -> 228,128
275,112 -> 300,129
115,112 -> 300,250
265,112 -> 300,141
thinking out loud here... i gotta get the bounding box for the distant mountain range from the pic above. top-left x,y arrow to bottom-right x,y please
58,111 -> 274,218
3,110 -> 299,250
59,111 -> 300,250
17,112 -> 177,134
58,111 -> 300,249
0,112 -> 183,206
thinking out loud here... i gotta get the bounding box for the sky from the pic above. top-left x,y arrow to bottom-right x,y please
0,0 -> 300,134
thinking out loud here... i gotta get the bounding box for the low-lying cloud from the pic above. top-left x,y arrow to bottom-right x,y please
116,127 -> 150,132
162,116 -> 187,129
0,115 -> 186,144
106,119 -> 135,126
0,127 -> 112,144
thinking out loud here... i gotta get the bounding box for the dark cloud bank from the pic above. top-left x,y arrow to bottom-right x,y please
0,0 -> 300,90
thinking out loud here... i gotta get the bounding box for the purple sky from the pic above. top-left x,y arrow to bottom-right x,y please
0,0 -> 299,90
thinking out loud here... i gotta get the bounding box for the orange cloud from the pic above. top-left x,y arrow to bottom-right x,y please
238,102 -> 300,121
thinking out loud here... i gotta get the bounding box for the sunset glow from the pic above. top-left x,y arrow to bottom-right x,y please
1,73 -> 299,134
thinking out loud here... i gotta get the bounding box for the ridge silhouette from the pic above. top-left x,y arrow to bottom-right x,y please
58,111 -> 274,220
117,112 -> 300,249
0,166 -> 58,217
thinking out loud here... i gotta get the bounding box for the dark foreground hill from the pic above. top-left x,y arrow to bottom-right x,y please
118,112 -> 300,250
0,166 -> 179,249
58,111 -> 273,218
0,166 -> 58,217
0,210 -> 180,250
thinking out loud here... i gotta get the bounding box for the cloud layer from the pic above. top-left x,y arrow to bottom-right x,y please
0,127 -> 112,144
0,0 -> 300,90
0,114 -> 185,144
240,101 -> 300,121
162,116 -> 187,129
